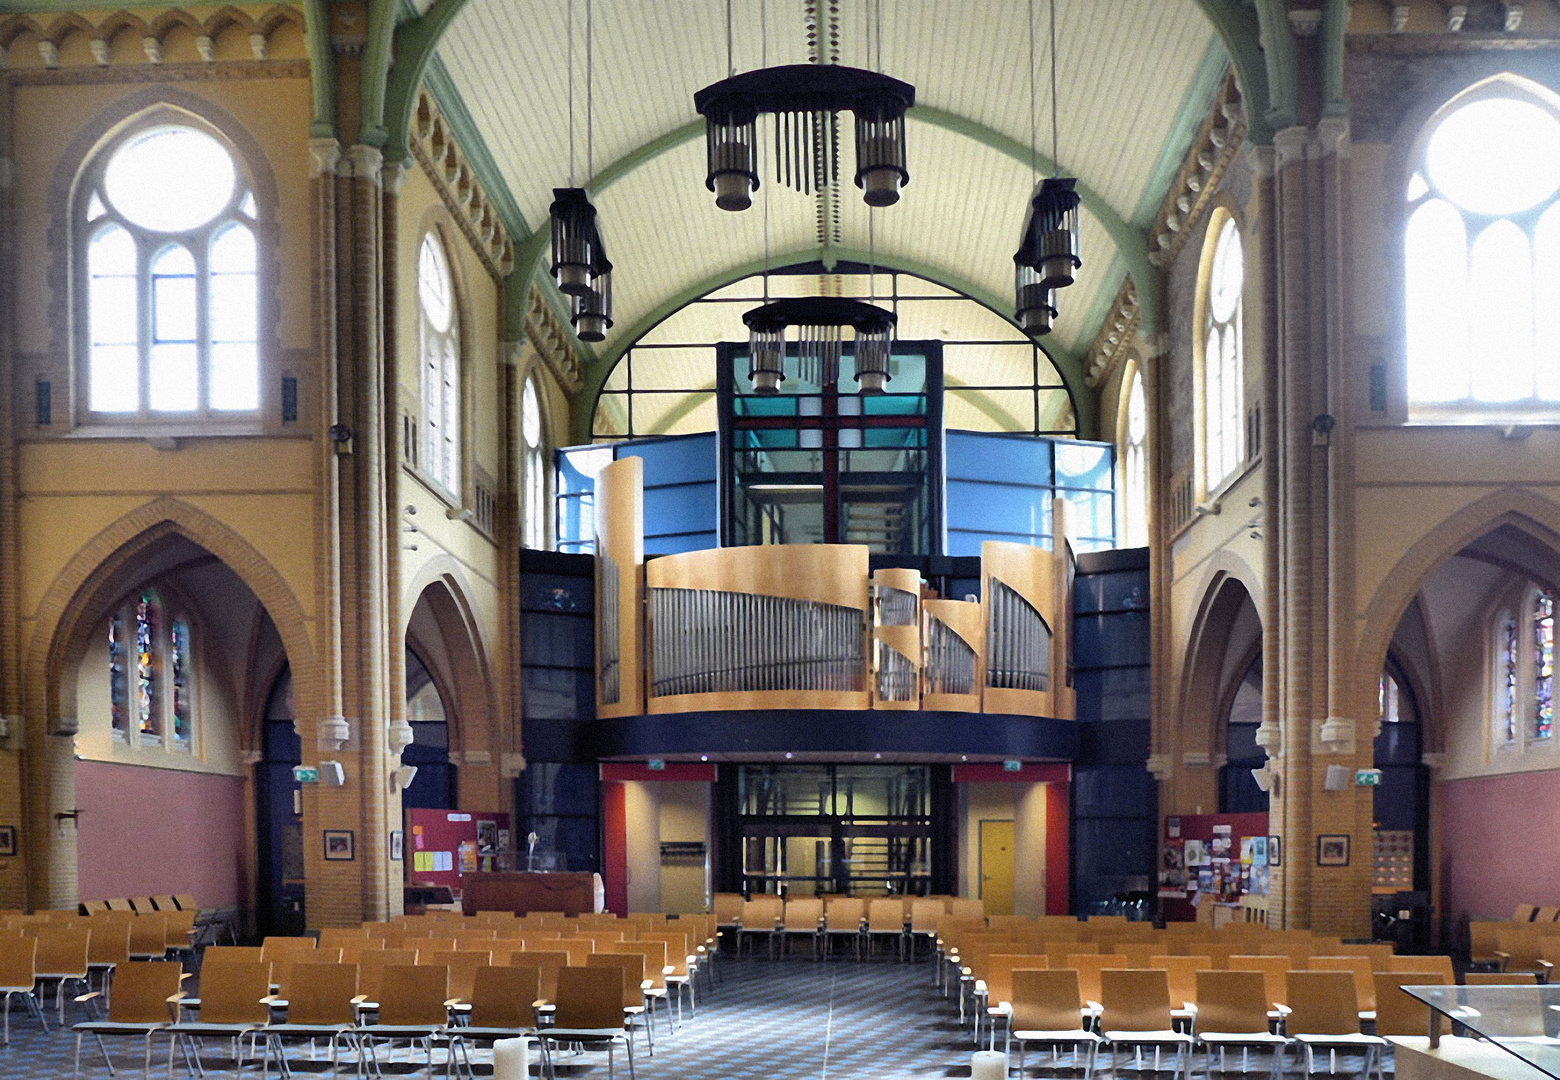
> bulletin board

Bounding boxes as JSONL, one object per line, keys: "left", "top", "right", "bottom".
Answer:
{"left": 406, "top": 809, "right": 511, "bottom": 895}
{"left": 1159, "top": 811, "right": 1269, "bottom": 923}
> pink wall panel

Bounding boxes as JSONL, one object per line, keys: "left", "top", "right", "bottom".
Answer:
{"left": 75, "top": 760, "right": 248, "bottom": 909}
{"left": 1440, "top": 769, "right": 1560, "bottom": 921}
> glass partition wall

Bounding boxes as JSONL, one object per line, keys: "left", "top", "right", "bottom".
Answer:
{"left": 735, "top": 764, "right": 936, "bottom": 897}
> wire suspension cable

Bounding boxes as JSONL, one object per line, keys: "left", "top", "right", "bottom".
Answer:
{"left": 1049, "top": 0, "right": 1060, "bottom": 175}
{"left": 1028, "top": 0, "right": 1037, "bottom": 184}
{"left": 567, "top": 0, "right": 575, "bottom": 186}
{"left": 727, "top": 0, "right": 735, "bottom": 77}
{"left": 587, "top": 0, "right": 594, "bottom": 183}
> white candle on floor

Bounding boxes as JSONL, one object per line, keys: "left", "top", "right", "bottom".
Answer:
{"left": 971, "top": 1049, "right": 1008, "bottom": 1080}
{"left": 493, "top": 1037, "right": 529, "bottom": 1080}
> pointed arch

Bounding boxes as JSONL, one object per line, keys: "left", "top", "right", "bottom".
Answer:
{"left": 1354, "top": 488, "right": 1560, "bottom": 727}
{"left": 1175, "top": 552, "right": 1265, "bottom": 762}
{"left": 202, "top": 6, "right": 257, "bottom": 37}
{"left": 25, "top": 497, "right": 315, "bottom": 732}
{"left": 400, "top": 556, "right": 498, "bottom": 758}
{"left": 41, "top": 13, "right": 93, "bottom": 48}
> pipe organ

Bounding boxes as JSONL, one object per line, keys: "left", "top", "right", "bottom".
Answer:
{"left": 593, "top": 462, "right": 1074, "bottom": 720}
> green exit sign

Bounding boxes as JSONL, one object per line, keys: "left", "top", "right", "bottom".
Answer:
{"left": 1355, "top": 769, "right": 1383, "bottom": 786}
{"left": 292, "top": 766, "right": 319, "bottom": 784}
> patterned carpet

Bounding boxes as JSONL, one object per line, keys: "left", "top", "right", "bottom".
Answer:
{"left": 0, "top": 952, "right": 1385, "bottom": 1078}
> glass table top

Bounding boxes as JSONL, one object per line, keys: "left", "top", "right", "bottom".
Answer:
{"left": 1404, "top": 984, "right": 1560, "bottom": 1080}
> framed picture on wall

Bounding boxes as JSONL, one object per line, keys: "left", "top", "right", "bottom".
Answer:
{"left": 1316, "top": 834, "right": 1350, "bottom": 867}
{"left": 1268, "top": 836, "right": 1281, "bottom": 867}
{"left": 324, "top": 830, "right": 355, "bottom": 862}
{"left": 0, "top": 826, "right": 14, "bottom": 856}
{"left": 390, "top": 830, "right": 404, "bottom": 862}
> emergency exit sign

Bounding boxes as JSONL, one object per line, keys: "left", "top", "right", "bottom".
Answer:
{"left": 1355, "top": 769, "right": 1382, "bottom": 786}
{"left": 292, "top": 766, "right": 319, "bottom": 784}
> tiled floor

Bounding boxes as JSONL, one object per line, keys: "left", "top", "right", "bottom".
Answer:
{"left": 0, "top": 953, "right": 975, "bottom": 1079}
{"left": 0, "top": 953, "right": 1384, "bottom": 1079}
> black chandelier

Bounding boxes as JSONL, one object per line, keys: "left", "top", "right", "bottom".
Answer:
{"left": 1013, "top": 177, "right": 1080, "bottom": 336}
{"left": 549, "top": 188, "right": 613, "bottom": 342}
{"left": 743, "top": 297, "right": 897, "bottom": 394}
{"left": 694, "top": 64, "right": 915, "bottom": 212}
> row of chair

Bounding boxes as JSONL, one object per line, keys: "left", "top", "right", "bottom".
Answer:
{"left": 71, "top": 956, "right": 645, "bottom": 1080}
{"left": 1468, "top": 919, "right": 1560, "bottom": 978}
{"left": 78, "top": 895, "right": 199, "bottom": 916}
{"left": 1511, "top": 902, "right": 1560, "bottom": 923}
{"left": 0, "top": 910, "right": 199, "bottom": 1042}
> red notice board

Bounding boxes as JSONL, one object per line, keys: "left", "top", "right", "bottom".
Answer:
{"left": 407, "top": 809, "right": 511, "bottom": 895}
{"left": 1160, "top": 811, "right": 1269, "bottom": 923}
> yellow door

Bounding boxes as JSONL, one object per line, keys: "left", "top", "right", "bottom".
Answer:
{"left": 980, "top": 819, "right": 1016, "bottom": 916}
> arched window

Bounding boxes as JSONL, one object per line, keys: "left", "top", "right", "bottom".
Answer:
{"left": 1406, "top": 85, "right": 1560, "bottom": 411}
{"left": 521, "top": 377, "right": 546, "bottom": 549}
{"left": 107, "top": 588, "right": 194, "bottom": 751}
{"left": 1535, "top": 588, "right": 1555, "bottom": 741}
{"left": 81, "top": 124, "right": 258, "bottom": 418}
{"left": 419, "top": 232, "right": 461, "bottom": 496}
{"left": 1120, "top": 366, "right": 1148, "bottom": 547}
{"left": 1201, "top": 215, "right": 1245, "bottom": 493}
{"left": 1495, "top": 608, "right": 1518, "bottom": 747}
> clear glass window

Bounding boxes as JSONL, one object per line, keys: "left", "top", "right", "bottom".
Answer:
{"left": 80, "top": 123, "right": 259, "bottom": 419}
{"left": 1202, "top": 216, "right": 1244, "bottom": 493}
{"left": 522, "top": 378, "right": 546, "bottom": 549}
{"left": 418, "top": 233, "right": 461, "bottom": 496}
{"left": 1406, "top": 90, "right": 1560, "bottom": 411}
{"left": 1120, "top": 367, "right": 1148, "bottom": 547}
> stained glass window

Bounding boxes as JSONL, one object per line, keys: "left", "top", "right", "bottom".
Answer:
{"left": 135, "top": 590, "right": 159, "bottom": 738}
{"left": 108, "top": 612, "right": 128, "bottom": 737}
{"left": 83, "top": 124, "right": 259, "bottom": 418}
{"left": 170, "top": 618, "right": 192, "bottom": 749}
{"left": 1503, "top": 612, "right": 1519, "bottom": 745}
{"left": 1535, "top": 589, "right": 1555, "bottom": 740}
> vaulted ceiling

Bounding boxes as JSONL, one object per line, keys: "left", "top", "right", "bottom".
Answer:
{"left": 424, "top": 0, "right": 1225, "bottom": 366}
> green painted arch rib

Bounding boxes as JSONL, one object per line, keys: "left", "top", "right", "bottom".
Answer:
{"left": 382, "top": 0, "right": 470, "bottom": 163}
{"left": 569, "top": 246, "right": 1095, "bottom": 445}
{"left": 359, "top": 0, "right": 400, "bottom": 148}
{"left": 1187, "top": 0, "right": 1295, "bottom": 143}
{"left": 514, "top": 104, "right": 1158, "bottom": 358}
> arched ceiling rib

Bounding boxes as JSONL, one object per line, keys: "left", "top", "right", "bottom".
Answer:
{"left": 429, "top": 0, "right": 1222, "bottom": 421}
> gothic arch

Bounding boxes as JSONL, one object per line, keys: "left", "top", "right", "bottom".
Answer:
{"left": 400, "top": 556, "right": 498, "bottom": 757}
{"left": 25, "top": 497, "right": 315, "bottom": 730}
{"left": 1354, "top": 487, "right": 1560, "bottom": 727}
{"left": 1176, "top": 551, "right": 1265, "bottom": 760}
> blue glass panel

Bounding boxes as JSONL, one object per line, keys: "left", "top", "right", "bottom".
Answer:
{"left": 1055, "top": 441, "right": 1113, "bottom": 490}
{"left": 644, "top": 484, "right": 718, "bottom": 538}
{"left": 619, "top": 433, "right": 717, "bottom": 485}
{"left": 946, "top": 431, "right": 1053, "bottom": 485}
{"left": 946, "top": 480, "right": 1051, "bottom": 539}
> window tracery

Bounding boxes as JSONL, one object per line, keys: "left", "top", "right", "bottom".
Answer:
{"left": 522, "top": 377, "right": 546, "bottom": 549}
{"left": 419, "top": 232, "right": 462, "bottom": 496}
{"left": 108, "top": 588, "right": 194, "bottom": 752}
{"left": 1201, "top": 215, "right": 1244, "bottom": 493}
{"left": 1120, "top": 366, "right": 1148, "bottom": 548}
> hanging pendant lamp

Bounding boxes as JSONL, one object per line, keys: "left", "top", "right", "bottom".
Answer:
{"left": 549, "top": 187, "right": 601, "bottom": 296}
{"left": 742, "top": 297, "right": 896, "bottom": 395}
{"left": 550, "top": 0, "right": 612, "bottom": 337}
{"left": 694, "top": 65, "right": 914, "bottom": 212}
{"left": 571, "top": 258, "right": 613, "bottom": 342}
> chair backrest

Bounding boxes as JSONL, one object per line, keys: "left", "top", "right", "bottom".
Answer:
{"left": 282, "top": 962, "right": 359, "bottom": 1026}
{"left": 162, "top": 909, "right": 197, "bottom": 946}
{"left": 129, "top": 898, "right": 157, "bottom": 914}
{"left": 1464, "top": 971, "right": 1539, "bottom": 985}
{"left": 553, "top": 965, "right": 626, "bottom": 1030}
{"left": 357, "top": 948, "right": 419, "bottom": 1000}
{"left": 0, "top": 936, "right": 36, "bottom": 989}
{"left": 785, "top": 899, "right": 823, "bottom": 930}
{"left": 195, "top": 961, "right": 270, "bottom": 1026}
{"left": 1336, "top": 942, "right": 1395, "bottom": 969}
{"left": 1536, "top": 906, "right": 1560, "bottom": 923}
{"left": 1495, "top": 925, "right": 1545, "bottom": 967}
{"left": 260, "top": 936, "right": 316, "bottom": 964}
{"left": 171, "top": 895, "right": 199, "bottom": 912}
{"left": 1009, "top": 968, "right": 1084, "bottom": 1032}
{"left": 318, "top": 927, "right": 370, "bottom": 949}
{"left": 1194, "top": 970, "right": 1271, "bottom": 1035}
{"left": 554, "top": 939, "right": 594, "bottom": 966}
{"left": 1151, "top": 955, "right": 1211, "bottom": 1008}
{"left": 338, "top": 938, "right": 387, "bottom": 962}
{"left": 128, "top": 914, "right": 167, "bottom": 957}
{"left": 615, "top": 940, "right": 667, "bottom": 988}
{"left": 276, "top": 947, "right": 343, "bottom": 999}
{"left": 1515, "top": 903, "right": 1539, "bottom": 922}
{"left": 512, "top": 951, "right": 569, "bottom": 1000}
{"left": 377, "top": 964, "right": 450, "bottom": 1026}
{"left": 1468, "top": 921, "right": 1504, "bottom": 962}
{"left": 1099, "top": 968, "right": 1174, "bottom": 1033}
{"left": 1309, "top": 955, "right": 1378, "bottom": 1011}
{"left": 1229, "top": 954, "right": 1290, "bottom": 1008}
{"left": 107, "top": 961, "right": 183, "bottom": 1024}
{"left": 1118, "top": 943, "right": 1160, "bottom": 969}
{"left": 910, "top": 900, "right": 944, "bottom": 932}
{"left": 442, "top": 950, "right": 494, "bottom": 1002}
{"left": 589, "top": 951, "right": 647, "bottom": 1009}
{"left": 825, "top": 897, "right": 865, "bottom": 927}
{"left": 948, "top": 898, "right": 986, "bottom": 921}
{"left": 1066, "top": 953, "right": 1129, "bottom": 1004}
{"left": 1388, "top": 955, "right": 1455, "bottom": 983}
{"left": 1373, "top": 972, "right": 1441, "bottom": 1037}
{"left": 867, "top": 899, "right": 904, "bottom": 931}
{"left": 85, "top": 919, "right": 130, "bottom": 966}
{"left": 203, "top": 945, "right": 266, "bottom": 968}
{"left": 579, "top": 930, "right": 627, "bottom": 950}
{"left": 985, "top": 953, "right": 1047, "bottom": 1007}
{"left": 1285, "top": 970, "right": 1361, "bottom": 1036}
{"left": 712, "top": 894, "right": 745, "bottom": 923}
{"left": 36, "top": 925, "right": 91, "bottom": 975}
{"left": 471, "top": 964, "right": 540, "bottom": 1028}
